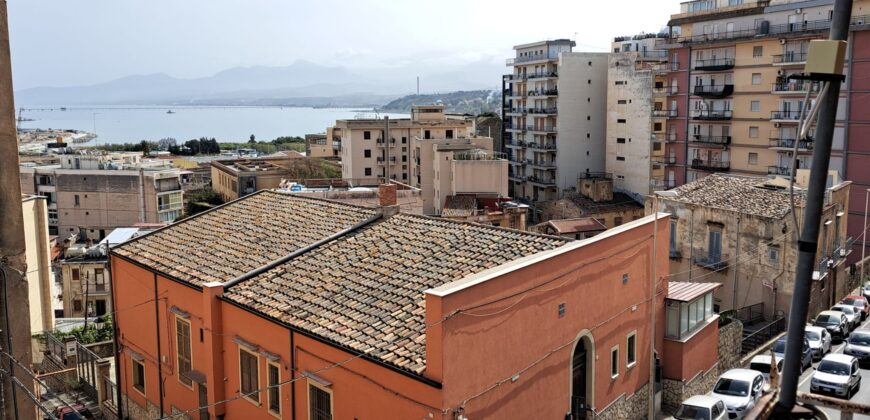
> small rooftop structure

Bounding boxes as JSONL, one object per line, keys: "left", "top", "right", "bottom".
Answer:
{"left": 667, "top": 281, "right": 723, "bottom": 302}
{"left": 534, "top": 218, "right": 607, "bottom": 237}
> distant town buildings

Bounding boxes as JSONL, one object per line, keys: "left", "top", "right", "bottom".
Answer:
{"left": 305, "top": 133, "right": 336, "bottom": 158}
{"left": 503, "top": 40, "right": 609, "bottom": 202}
{"left": 648, "top": 173, "right": 854, "bottom": 320}
{"left": 109, "top": 186, "right": 720, "bottom": 419}
{"left": 19, "top": 152, "right": 184, "bottom": 240}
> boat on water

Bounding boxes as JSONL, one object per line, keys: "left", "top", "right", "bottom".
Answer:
{"left": 166, "top": 109, "right": 175, "bottom": 114}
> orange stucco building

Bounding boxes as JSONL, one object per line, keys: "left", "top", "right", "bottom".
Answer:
{"left": 109, "top": 187, "right": 720, "bottom": 419}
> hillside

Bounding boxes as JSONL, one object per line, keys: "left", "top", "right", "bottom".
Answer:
{"left": 379, "top": 90, "right": 500, "bottom": 114}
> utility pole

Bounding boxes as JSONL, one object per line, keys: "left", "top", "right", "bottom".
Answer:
{"left": 0, "top": 1, "right": 35, "bottom": 419}
{"left": 777, "top": 0, "right": 851, "bottom": 412}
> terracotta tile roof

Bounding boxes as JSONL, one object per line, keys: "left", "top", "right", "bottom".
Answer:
{"left": 541, "top": 218, "right": 607, "bottom": 234}
{"left": 668, "top": 174, "right": 802, "bottom": 219}
{"left": 667, "top": 281, "right": 722, "bottom": 302}
{"left": 112, "top": 190, "right": 378, "bottom": 286}
{"left": 441, "top": 195, "right": 477, "bottom": 217}
{"left": 224, "top": 213, "right": 569, "bottom": 375}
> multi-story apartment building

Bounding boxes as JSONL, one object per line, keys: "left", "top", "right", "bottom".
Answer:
{"left": 607, "top": 34, "right": 672, "bottom": 200}
{"left": 19, "top": 153, "right": 184, "bottom": 240}
{"left": 329, "top": 105, "right": 505, "bottom": 215}
{"left": 305, "top": 133, "right": 338, "bottom": 158}
{"left": 502, "top": 40, "right": 609, "bottom": 203}
{"left": 657, "top": 0, "right": 870, "bottom": 262}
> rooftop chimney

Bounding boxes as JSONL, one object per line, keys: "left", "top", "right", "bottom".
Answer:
{"left": 378, "top": 183, "right": 399, "bottom": 217}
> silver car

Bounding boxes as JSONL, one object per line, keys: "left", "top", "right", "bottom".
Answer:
{"left": 711, "top": 369, "right": 766, "bottom": 419}
{"left": 845, "top": 329, "right": 870, "bottom": 366}
{"left": 810, "top": 354, "right": 862, "bottom": 398}
{"left": 805, "top": 325, "right": 832, "bottom": 360}
{"left": 831, "top": 304, "right": 860, "bottom": 332}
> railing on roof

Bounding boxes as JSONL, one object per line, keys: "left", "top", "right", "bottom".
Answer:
{"left": 507, "top": 53, "right": 560, "bottom": 65}
{"left": 453, "top": 151, "right": 505, "bottom": 161}
{"left": 577, "top": 172, "right": 613, "bottom": 180}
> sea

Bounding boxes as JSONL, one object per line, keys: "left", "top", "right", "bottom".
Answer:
{"left": 16, "top": 105, "right": 409, "bottom": 145}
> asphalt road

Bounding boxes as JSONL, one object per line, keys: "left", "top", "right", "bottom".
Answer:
{"left": 797, "top": 313, "right": 870, "bottom": 420}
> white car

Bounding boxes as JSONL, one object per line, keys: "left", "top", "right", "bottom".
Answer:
{"left": 863, "top": 283, "right": 870, "bottom": 300}
{"left": 711, "top": 369, "right": 766, "bottom": 419}
{"left": 670, "top": 395, "right": 727, "bottom": 420}
{"left": 810, "top": 354, "right": 862, "bottom": 398}
{"left": 805, "top": 325, "right": 832, "bottom": 360}
{"left": 831, "top": 304, "right": 860, "bottom": 331}
{"left": 748, "top": 355, "right": 783, "bottom": 383}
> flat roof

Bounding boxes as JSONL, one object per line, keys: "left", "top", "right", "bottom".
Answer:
{"left": 667, "top": 281, "right": 722, "bottom": 302}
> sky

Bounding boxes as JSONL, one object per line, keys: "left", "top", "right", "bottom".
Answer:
{"left": 8, "top": 0, "right": 675, "bottom": 90}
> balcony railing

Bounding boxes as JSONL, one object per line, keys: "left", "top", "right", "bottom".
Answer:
{"left": 772, "top": 52, "right": 808, "bottom": 65}
{"left": 693, "top": 84, "right": 734, "bottom": 98}
{"left": 508, "top": 158, "right": 526, "bottom": 166}
{"left": 653, "top": 86, "right": 679, "bottom": 95}
{"left": 505, "top": 72, "right": 559, "bottom": 81}
{"left": 505, "top": 107, "right": 527, "bottom": 115}
{"left": 528, "top": 176, "right": 557, "bottom": 186}
{"left": 507, "top": 53, "right": 560, "bottom": 65}
{"left": 651, "top": 179, "right": 677, "bottom": 190}
{"left": 527, "top": 127, "right": 557, "bottom": 134}
{"left": 578, "top": 172, "right": 613, "bottom": 180}
{"left": 526, "top": 142, "right": 557, "bottom": 150}
{"left": 772, "top": 81, "right": 818, "bottom": 94}
{"left": 693, "top": 58, "right": 735, "bottom": 71}
{"left": 690, "top": 135, "right": 731, "bottom": 146}
{"left": 657, "top": 17, "right": 836, "bottom": 46}
{"left": 653, "top": 109, "right": 678, "bottom": 118}
{"left": 528, "top": 160, "right": 557, "bottom": 168}
{"left": 769, "top": 138, "right": 813, "bottom": 151}
{"left": 770, "top": 110, "right": 802, "bottom": 121}
{"left": 376, "top": 157, "right": 397, "bottom": 164}
{"left": 652, "top": 156, "right": 678, "bottom": 165}
{"left": 693, "top": 249, "right": 729, "bottom": 271}
{"left": 505, "top": 140, "right": 526, "bottom": 148}
{"left": 528, "top": 88, "right": 559, "bottom": 97}
{"left": 767, "top": 166, "right": 792, "bottom": 176}
{"left": 527, "top": 107, "right": 558, "bottom": 115}
{"left": 692, "top": 110, "right": 732, "bottom": 120}
{"left": 691, "top": 159, "right": 730, "bottom": 172}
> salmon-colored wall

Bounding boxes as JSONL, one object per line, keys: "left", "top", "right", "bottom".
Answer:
{"left": 661, "top": 320, "right": 719, "bottom": 381}
{"left": 429, "top": 217, "right": 670, "bottom": 419}
{"left": 218, "top": 301, "right": 444, "bottom": 419}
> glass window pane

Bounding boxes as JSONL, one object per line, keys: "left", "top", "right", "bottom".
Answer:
{"left": 667, "top": 305, "right": 679, "bottom": 338}
{"left": 681, "top": 303, "right": 689, "bottom": 334}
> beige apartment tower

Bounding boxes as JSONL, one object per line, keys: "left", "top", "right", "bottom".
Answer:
{"left": 503, "top": 40, "right": 608, "bottom": 203}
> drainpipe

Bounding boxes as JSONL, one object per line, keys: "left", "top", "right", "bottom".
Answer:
{"left": 290, "top": 330, "right": 296, "bottom": 420}
{"left": 106, "top": 250, "right": 124, "bottom": 419}
{"left": 733, "top": 216, "right": 741, "bottom": 310}
{"left": 153, "top": 273, "right": 165, "bottom": 415}
{"left": 684, "top": 46, "right": 692, "bottom": 183}
{"left": 689, "top": 206, "right": 694, "bottom": 281}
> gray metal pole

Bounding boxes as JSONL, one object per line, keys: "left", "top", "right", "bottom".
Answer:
{"left": 0, "top": 1, "right": 34, "bottom": 418}
{"left": 777, "top": 0, "right": 852, "bottom": 410}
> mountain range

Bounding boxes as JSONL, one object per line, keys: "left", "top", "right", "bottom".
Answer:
{"left": 15, "top": 60, "right": 503, "bottom": 107}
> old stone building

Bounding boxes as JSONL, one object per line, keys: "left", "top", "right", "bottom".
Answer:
{"left": 648, "top": 173, "right": 853, "bottom": 320}
{"left": 538, "top": 173, "right": 645, "bottom": 228}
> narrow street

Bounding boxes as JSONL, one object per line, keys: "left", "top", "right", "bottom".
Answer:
{"left": 797, "top": 313, "right": 870, "bottom": 419}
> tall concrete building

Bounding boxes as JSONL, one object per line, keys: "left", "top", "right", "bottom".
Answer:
{"left": 606, "top": 34, "right": 672, "bottom": 201}
{"left": 19, "top": 152, "right": 184, "bottom": 241}
{"left": 503, "top": 40, "right": 609, "bottom": 202}
{"left": 656, "top": 0, "right": 870, "bottom": 261}
{"left": 329, "top": 105, "right": 506, "bottom": 215}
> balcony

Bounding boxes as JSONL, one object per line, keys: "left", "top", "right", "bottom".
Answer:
{"left": 690, "top": 135, "right": 731, "bottom": 146}
{"left": 506, "top": 72, "right": 559, "bottom": 81}
{"left": 508, "top": 158, "right": 526, "bottom": 166}
{"left": 505, "top": 107, "right": 527, "bottom": 116}
{"left": 375, "top": 138, "right": 397, "bottom": 147}
{"left": 505, "top": 140, "right": 527, "bottom": 148}
{"left": 527, "top": 126, "right": 557, "bottom": 135}
{"left": 528, "top": 88, "right": 559, "bottom": 97}
{"left": 693, "top": 58, "right": 735, "bottom": 71}
{"left": 578, "top": 172, "right": 613, "bottom": 181}
{"left": 526, "top": 142, "right": 557, "bottom": 151}
{"left": 770, "top": 110, "right": 802, "bottom": 122}
{"left": 653, "top": 109, "right": 678, "bottom": 118}
{"left": 769, "top": 138, "right": 813, "bottom": 151}
{"left": 772, "top": 81, "right": 818, "bottom": 94}
{"left": 376, "top": 157, "right": 397, "bottom": 165}
{"left": 693, "top": 84, "right": 734, "bottom": 98}
{"left": 528, "top": 160, "right": 557, "bottom": 169}
{"left": 693, "top": 249, "right": 729, "bottom": 271}
{"left": 692, "top": 110, "right": 732, "bottom": 121}
{"left": 691, "top": 159, "right": 729, "bottom": 172}
{"left": 332, "top": 138, "right": 341, "bottom": 150}
{"left": 507, "top": 53, "right": 560, "bottom": 65}
{"left": 527, "top": 107, "right": 558, "bottom": 115}
{"left": 509, "top": 173, "right": 526, "bottom": 182}
{"left": 652, "top": 156, "right": 678, "bottom": 165}
{"left": 767, "top": 166, "right": 793, "bottom": 176}
{"left": 651, "top": 179, "right": 677, "bottom": 190}
{"left": 659, "top": 18, "right": 832, "bottom": 45}
{"left": 528, "top": 176, "right": 557, "bottom": 187}
{"left": 772, "top": 52, "right": 808, "bottom": 66}
{"left": 653, "top": 86, "right": 678, "bottom": 96}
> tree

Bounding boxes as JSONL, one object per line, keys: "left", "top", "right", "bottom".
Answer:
{"left": 249, "top": 134, "right": 256, "bottom": 144}
{"left": 158, "top": 137, "right": 177, "bottom": 151}
{"left": 140, "top": 140, "right": 151, "bottom": 156}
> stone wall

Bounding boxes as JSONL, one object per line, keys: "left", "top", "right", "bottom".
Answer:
{"left": 595, "top": 383, "right": 650, "bottom": 420}
{"left": 121, "top": 395, "right": 161, "bottom": 420}
{"left": 662, "top": 320, "right": 744, "bottom": 413}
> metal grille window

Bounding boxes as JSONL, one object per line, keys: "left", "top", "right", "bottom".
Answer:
{"left": 176, "top": 318, "right": 192, "bottom": 386}
{"left": 268, "top": 363, "right": 280, "bottom": 415}
{"left": 240, "top": 348, "right": 260, "bottom": 403}
{"left": 309, "top": 384, "right": 332, "bottom": 420}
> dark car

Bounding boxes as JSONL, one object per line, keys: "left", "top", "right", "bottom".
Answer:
{"left": 845, "top": 329, "right": 870, "bottom": 366}
{"left": 773, "top": 336, "right": 813, "bottom": 371}
{"left": 813, "top": 311, "right": 849, "bottom": 342}
{"left": 44, "top": 404, "right": 93, "bottom": 420}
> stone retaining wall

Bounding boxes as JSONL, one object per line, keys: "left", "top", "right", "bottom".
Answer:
{"left": 595, "top": 383, "right": 650, "bottom": 420}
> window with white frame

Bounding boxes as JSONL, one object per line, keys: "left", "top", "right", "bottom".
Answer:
{"left": 665, "top": 292, "right": 715, "bottom": 340}
{"left": 626, "top": 332, "right": 637, "bottom": 368}
{"left": 176, "top": 317, "right": 193, "bottom": 387}
{"left": 268, "top": 362, "right": 280, "bottom": 415}
{"left": 132, "top": 358, "right": 146, "bottom": 394}
{"left": 309, "top": 383, "right": 333, "bottom": 420}
{"left": 610, "top": 346, "right": 619, "bottom": 378}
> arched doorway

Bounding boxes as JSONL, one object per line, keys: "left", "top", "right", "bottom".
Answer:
{"left": 569, "top": 332, "right": 594, "bottom": 419}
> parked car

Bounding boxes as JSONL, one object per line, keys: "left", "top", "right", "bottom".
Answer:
{"left": 748, "top": 355, "right": 783, "bottom": 382}
{"left": 711, "top": 369, "right": 766, "bottom": 419}
{"left": 805, "top": 325, "right": 832, "bottom": 360}
{"left": 44, "top": 403, "right": 93, "bottom": 420}
{"left": 810, "top": 354, "right": 862, "bottom": 398}
{"left": 862, "top": 283, "right": 870, "bottom": 300}
{"left": 841, "top": 295, "right": 869, "bottom": 321}
{"left": 669, "top": 395, "right": 727, "bottom": 420}
{"left": 844, "top": 329, "right": 870, "bottom": 366}
{"left": 831, "top": 304, "right": 860, "bottom": 331}
{"left": 772, "top": 336, "right": 812, "bottom": 371}
{"left": 814, "top": 311, "right": 850, "bottom": 341}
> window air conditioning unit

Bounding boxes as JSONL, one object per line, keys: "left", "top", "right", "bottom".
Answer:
{"left": 774, "top": 122, "right": 782, "bottom": 128}
{"left": 858, "top": 18, "right": 866, "bottom": 25}
{"left": 777, "top": 70, "right": 785, "bottom": 76}
{"left": 795, "top": 8, "right": 802, "bottom": 14}
{"left": 780, "top": 39, "right": 787, "bottom": 45}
